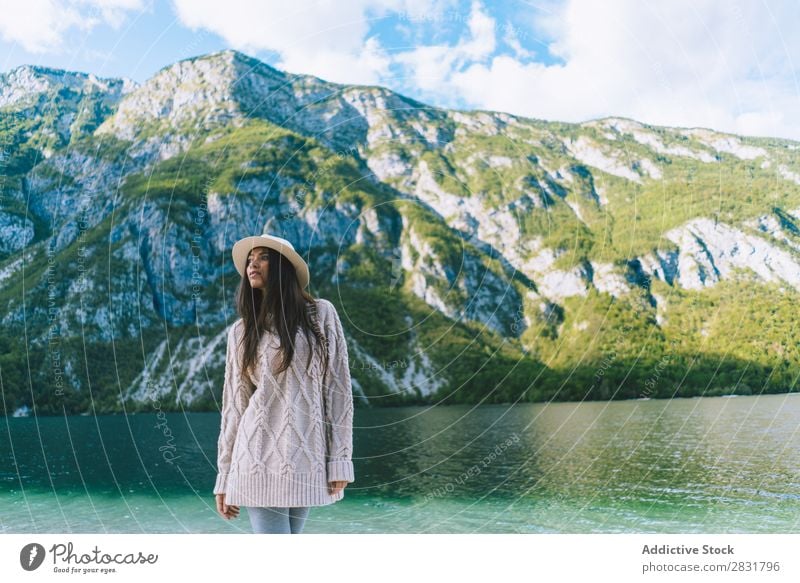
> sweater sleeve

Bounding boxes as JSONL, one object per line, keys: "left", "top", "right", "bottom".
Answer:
{"left": 322, "top": 302, "right": 355, "bottom": 483}
{"left": 213, "top": 321, "right": 254, "bottom": 496}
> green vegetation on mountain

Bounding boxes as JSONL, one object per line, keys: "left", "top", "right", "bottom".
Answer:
{"left": 2, "top": 51, "right": 800, "bottom": 416}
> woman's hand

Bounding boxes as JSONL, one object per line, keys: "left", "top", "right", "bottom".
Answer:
{"left": 328, "top": 480, "right": 348, "bottom": 495}
{"left": 215, "top": 493, "right": 240, "bottom": 520}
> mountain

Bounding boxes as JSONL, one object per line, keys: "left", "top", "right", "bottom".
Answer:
{"left": 2, "top": 49, "right": 800, "bottom": 416}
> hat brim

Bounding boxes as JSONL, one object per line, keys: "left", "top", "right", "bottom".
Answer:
{"left": 232, "top": 236, "right": 310, "bottom": 289}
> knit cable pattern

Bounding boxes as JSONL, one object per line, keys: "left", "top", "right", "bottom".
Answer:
{"left": 213, "top": 299, "right": 354, "bottom": 507}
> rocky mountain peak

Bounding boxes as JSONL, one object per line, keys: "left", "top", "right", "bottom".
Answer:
{"left": 4, "top": 50, "right": 800, "bottom": 412}
{"left": 0, "top": 64, "right": 133, "bottom": 109}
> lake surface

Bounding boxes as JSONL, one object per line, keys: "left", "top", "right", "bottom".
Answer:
{"left": 2, "top": 394, "right": 800, "bottom": 533}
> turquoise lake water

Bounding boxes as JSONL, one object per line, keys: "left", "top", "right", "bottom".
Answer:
{"left": 2, "top": 394, "right": 799, "bottom": 533}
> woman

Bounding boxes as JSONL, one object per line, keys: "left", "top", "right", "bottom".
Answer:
{"left": 213, "top": 231, "right": 355, "bottom": 534}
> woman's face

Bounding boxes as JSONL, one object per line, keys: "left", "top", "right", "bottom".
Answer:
{"left": 246, "top": 246, "right": 269, "bottom": 289}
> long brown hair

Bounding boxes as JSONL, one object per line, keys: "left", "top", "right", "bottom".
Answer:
{"left": 235, "top": 246, "right": 329, "bottom": 381}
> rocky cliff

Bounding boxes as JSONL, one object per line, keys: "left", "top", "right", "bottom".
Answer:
{"left": 2, "top": 49, "right": 800, "bottom": 415}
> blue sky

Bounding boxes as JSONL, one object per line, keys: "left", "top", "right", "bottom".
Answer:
{"left": 1, "top": 0, "right": 799, "bottom": 140}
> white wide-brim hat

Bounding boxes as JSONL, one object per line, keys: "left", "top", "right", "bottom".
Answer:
{"left": 232, "top": 232, "right": 310, "bottom": 289}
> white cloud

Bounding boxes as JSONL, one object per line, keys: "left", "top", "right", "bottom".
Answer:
{"left": 394, "top": 0, "right": 495, "bottom": 99}
{"left": 0, "top": 0, "right": 144, "bottom": 53}
{"left": 171, "top": 0, "right": 454, "bottom": 86}
{"left": 10, "top": 0, "right": 790, "bottom": 141}
{"left": 503, "top": 22, "right": 534, "bottom": 61}
{"left": 170, "top": 0, "right": 800, "bottom": 139}
{"left": 428, "top": 0, "right": 800, "bottom": 140}
{"left": 460, "top": 0, "right": 495, "bottom": 60}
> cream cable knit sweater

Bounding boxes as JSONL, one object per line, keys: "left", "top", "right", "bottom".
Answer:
{"left": 213, "top": 298, "right": 355, "bottom": 507}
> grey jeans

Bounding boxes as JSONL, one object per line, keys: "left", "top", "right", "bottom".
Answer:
{"left": 245, "top": 506, "right": 310, "bottom": 534}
